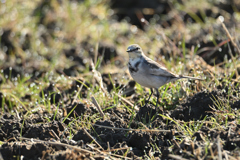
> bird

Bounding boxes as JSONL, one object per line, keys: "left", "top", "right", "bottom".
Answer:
{"left": 126, "top": 44, "right": 202, "bottom": 107}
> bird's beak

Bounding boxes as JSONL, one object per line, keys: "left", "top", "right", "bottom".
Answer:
{"left": 126, "top": 49, "right": 131, "bottom": 52}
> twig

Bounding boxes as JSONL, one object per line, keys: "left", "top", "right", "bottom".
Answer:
{"left": 197, "top": 39, "right": 230, "bottom": 59}
{"left": 135, "top": 10, "right": 149, "bottom": 28}
{"left": 72, "top": 80, "right": 85, "bottom": 105}
{"left": 82, "top": 128, "right": 104, "bottom": 150}
{"left": 88, "top": 122, "right": 179, "bottom": 133}
{"left": 173, "top": 139, "right": 181, "bottom": 151}
{"left": 50, "top": 129, "right": 60, "bottom": 141}
{"left": 107, "top": 142, "right": 110, "bottom": 152}
{"left": 86, "top": 144, "right": 133, "bottom": 159}
{"left": 227, "top": 42, "right": 239, "bottom": 78}
{"left": 90, "top": 59, "right": 109, "bottom": 96}
{"left": 191, "top": 142, "right": 195, "bottom": 155}
{"left": 103, "top": 147, "right": 130, "bottom": 153}
{"left": 223, "top": 151, "right": 229, "bottom": 160}
{"left": 168, "top": 154, "right": 188, "bottom": 160}
{"left": 105, "top": 153, "right": 133, "bottom": 159}
{"left": 217, "top": 135, "right": 222, "bottom": 160}
{"left": 86, "top": 144, "right": 102, "bottom": 153}
{"left": 227, "top": 126, "right": 231, "bottom": 139}
{"left": 209, "top": 144, "right": 214, "bottom": 159}
{"left": 113, "top": 92, "right": 135, "bottom": 109}
{"left": 94, "top": 42, "right": 99, "bottom": 66}
{"left": 91, "top": 96, "right": 105, "bottom": 120}
{"left": 218, "top": 16, "right": 240, "bottom": 54}
{"left": 14, "top": 109, "right": 20, "bottom": 120}
{"left": 19, "top": 137, "right": 94, "bottom": 154}
{"left": 20, "top": 137, "right": 133, "bottom": 159}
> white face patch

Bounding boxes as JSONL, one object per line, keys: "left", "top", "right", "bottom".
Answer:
{"left": 127, "top": 44, "right": 144, "bottom": 60}
{"left": 128, "top": 52, "right": 140, "bottom": 59}
{"left": 129, "top": 56, "right": 141, "bottom": 63}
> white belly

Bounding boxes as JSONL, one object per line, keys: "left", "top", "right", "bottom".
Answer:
{"left": 128, "top": 58, "right": 170, "bottom": 89}
{"left": 130, "top": 70, "right": 168, "bottom": 89}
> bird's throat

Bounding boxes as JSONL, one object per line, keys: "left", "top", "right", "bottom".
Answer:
{"left": 129, "top": 57, "right": 141, "bottom": 66}
{"left": 128, "top": 52, "right": 142, "bottom": 60}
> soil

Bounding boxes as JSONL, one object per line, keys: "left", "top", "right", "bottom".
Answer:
{"left": 1, "top": 78, "right": 240, "bottom": 159}
{"left": 1, "top": 0, "right": 240, "bottom": 159}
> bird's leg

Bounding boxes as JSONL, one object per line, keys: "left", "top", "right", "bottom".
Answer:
{"left": 144, "top": 88, "right": 153, "bottom": 107}
{"left": 155, "top": 88, "right": 160, "bottom": 108}
{"left": 146, "top": 88, "right": 153, "bottom": 102}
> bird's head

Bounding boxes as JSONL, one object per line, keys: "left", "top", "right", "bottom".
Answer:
{"left": 126, "top": 44, "right": 144, "bottom": 59}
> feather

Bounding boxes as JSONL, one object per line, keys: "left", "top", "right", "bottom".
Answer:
{"left": 143, "top": 56, "right": 178, "bottom": 78}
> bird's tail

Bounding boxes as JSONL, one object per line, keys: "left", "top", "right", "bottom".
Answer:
{"left": 178, "top": 75, "right": 203, "bottom": 80}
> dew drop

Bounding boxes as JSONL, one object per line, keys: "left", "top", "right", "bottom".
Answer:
{"left": 218, "top": 16, "right": 224, "bottom": 22}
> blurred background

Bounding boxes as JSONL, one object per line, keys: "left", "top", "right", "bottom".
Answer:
{"left": 1, "top": 0, "right": 240, "bottom": 78}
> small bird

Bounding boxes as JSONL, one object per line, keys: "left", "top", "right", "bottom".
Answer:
{"left": 127, "top": 44, "right": 202, "bottom": 107}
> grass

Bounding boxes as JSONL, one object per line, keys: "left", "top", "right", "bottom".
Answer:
{"left": 0, "top": 0, "right": 240, "bottom": 159}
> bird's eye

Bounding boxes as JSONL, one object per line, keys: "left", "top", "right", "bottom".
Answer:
{"left": 133, "top": 47, "right": 139, "bottom": 51}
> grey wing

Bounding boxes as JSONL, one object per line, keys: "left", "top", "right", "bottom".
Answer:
{"left": 143, "top": 56, "right": 178, "bottom": 78}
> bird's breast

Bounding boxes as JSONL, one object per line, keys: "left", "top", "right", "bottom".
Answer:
{"left": 128, "top": 59, "right": 141, "bottom": 74}
{"left": 128, "top": 62, "right": 138, "bottom": 73}
{"left": 128, "top": 61, "right": 170, "bottom": 88}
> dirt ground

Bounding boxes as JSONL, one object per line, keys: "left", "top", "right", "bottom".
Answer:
{"left": 1, "top": 82, "right": 240, "bottom": 159}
